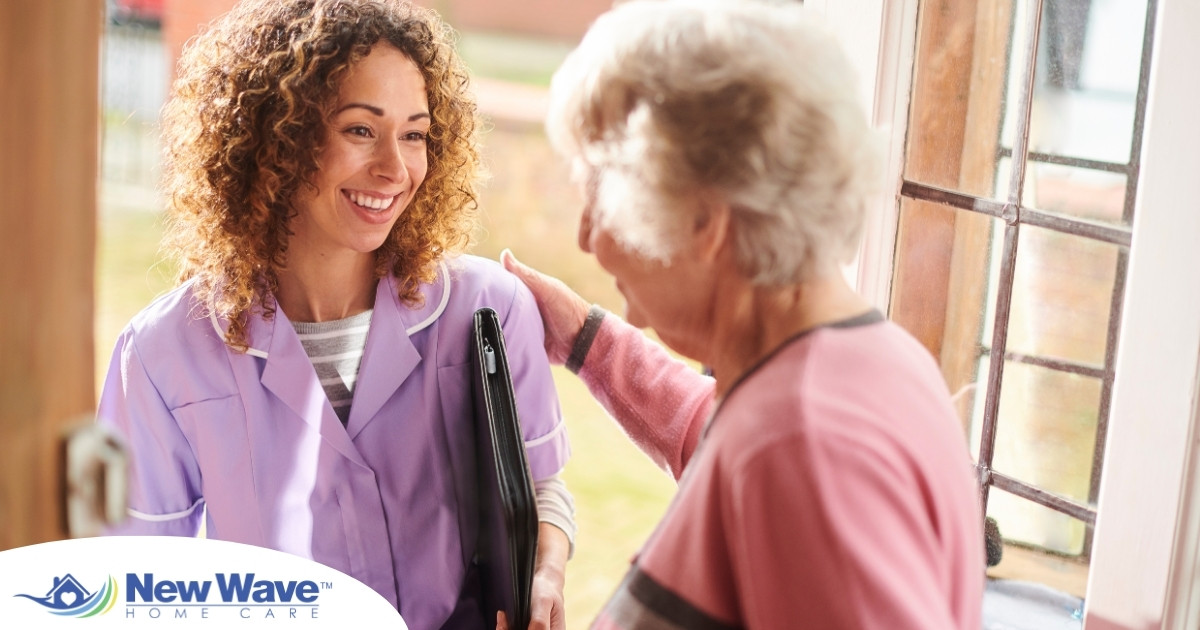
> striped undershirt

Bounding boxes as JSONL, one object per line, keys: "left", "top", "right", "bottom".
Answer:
{"left": 292, "top": 309, "right": 373, "bottom": 426}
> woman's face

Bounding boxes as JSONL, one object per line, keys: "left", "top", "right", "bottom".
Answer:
{"left": 578, "top": 171, "right": 716, "bottom": 356}
{"left": 289, "top": 44, "right": 430, "bottom": 262}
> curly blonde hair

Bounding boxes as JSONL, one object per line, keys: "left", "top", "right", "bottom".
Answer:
{"left": 161, "top": 0, "right": 480, "bottom": 351}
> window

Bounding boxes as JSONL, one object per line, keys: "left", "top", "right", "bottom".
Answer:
{"left": 890, "top": 0, "right": 1155, "bottom": 594}
{"left": 821, "top": 0, "right": 1200, "bottom": 624}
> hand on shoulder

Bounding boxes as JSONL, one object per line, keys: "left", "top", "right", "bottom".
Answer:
{"left": 500, "top": 249, "right": 590, "bottom": 366}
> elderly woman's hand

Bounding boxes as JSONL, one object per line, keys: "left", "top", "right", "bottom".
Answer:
{"left": 502, "top": 249, "right": 590, "bottom": 366}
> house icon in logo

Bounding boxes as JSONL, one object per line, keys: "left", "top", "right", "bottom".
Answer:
{"left": 14, "top": 573, "right": 118, "bottom": 617}
{"left": 45, "top": 574, "right": 90, "bottom": 608}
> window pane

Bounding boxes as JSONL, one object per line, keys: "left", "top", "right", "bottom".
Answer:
{"left": 903, "top": 0, "right": 1016, "bottom": 199}
{"left": 986, "top": 490, "right": 1089, "bottom": 591}
{"left": 1008, "top": 224, "right": 1121, "bottom": 366}
{"left": 1027, "top": 0, "right": 1149, "bottom": 166}
{"left": 890, "top": 197, "right": 999, "bottom": 434}
{"left": 987, "top": 360, "right": 1101, "bottom": 555}
{"left": 1024, "top": 160, "right": 1129, "bottom": 226}
{"left": 988, "top": 488, "right": 1090, "bottom": 557}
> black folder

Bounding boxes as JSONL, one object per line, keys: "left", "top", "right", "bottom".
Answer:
{"left": 471, "top": 307, "right": 539, "bottom": 630}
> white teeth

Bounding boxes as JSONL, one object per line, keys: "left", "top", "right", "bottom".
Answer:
{"left": 348, "top": 191, "right": 395, "bottom": 210}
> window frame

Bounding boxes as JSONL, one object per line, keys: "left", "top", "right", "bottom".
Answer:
{"left": 816, "top": 0, "right": 1200, "bottom": 626}
{"left": 1082, "top": 0, "right": 1200, "bottom": 625}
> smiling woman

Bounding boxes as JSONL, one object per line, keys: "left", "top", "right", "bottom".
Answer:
{"left": 94, "top": 2, "right": 575, "bottom": 629}
{"left": 281, "top": 45, "right": 432, "bottom": 322}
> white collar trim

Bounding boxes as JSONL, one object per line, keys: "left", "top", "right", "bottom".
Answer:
{"left": 209, "top": 261, "right": 451, "bottom": 359}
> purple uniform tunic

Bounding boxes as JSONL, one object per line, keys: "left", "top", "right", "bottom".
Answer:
{"left": 97, "top": 255, "right": 570, "bottom": 629}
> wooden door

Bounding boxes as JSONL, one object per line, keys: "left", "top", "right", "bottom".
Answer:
{"left": 0, "top": 0, "right": 103, "bottom": 549}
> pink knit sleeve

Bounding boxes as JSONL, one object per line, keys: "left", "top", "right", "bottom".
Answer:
{"left": 575, "top": 314, "right": 715, "bottom": 480}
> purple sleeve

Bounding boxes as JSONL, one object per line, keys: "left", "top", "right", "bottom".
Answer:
{"left": 96, "top": 329, "right": 205, "bottom": 536}
{"left": 499, "top": 279, "right": 571, "bottom": 481}
{"left": 576, "top": 314, "right": 715, "bottom": 480}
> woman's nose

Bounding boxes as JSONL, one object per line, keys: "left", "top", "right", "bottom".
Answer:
{"left": 371, "top": 140, "right": 406, "bottom": 182}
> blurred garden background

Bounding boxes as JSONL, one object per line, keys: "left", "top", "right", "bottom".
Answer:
{"left": 99, "top": 1, "right": 676, "bottom": 627}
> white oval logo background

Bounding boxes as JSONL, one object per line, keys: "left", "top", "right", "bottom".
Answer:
{"left": 0, "top": 537, "right": 406, "bottom": 628}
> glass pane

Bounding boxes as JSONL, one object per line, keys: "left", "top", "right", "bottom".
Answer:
{"left": 1027, "top": 0, "right": 1150, "bottom": 166}
{"left": 903, "top": 0, "right": 1017, "bottom": 199}
{"left": 995, "top": 0, "right": 1036, "bottom": 173}
{"left": 986, "top": 490, "right": 1090, "bottom": 592}
{"left": 1024, "top": 160, "right": 1129, "bottom": 226}
{"left": 890, "top": 197, "right": 999, "bottom": 436}
{"left": 1007, "top": 225, "right": 1120, "bottom": 366}
{"left": 989, "top": 361, "right": 1101, "bottom": 554}
{"left": 966, "top": 356, "right": 990, "bottom": 463}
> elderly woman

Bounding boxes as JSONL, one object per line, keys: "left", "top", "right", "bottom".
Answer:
{"left": 96, "top": 1, "right": 573, "bottom": 628}
{"left": 502, "top": 0, "right": 983, "bottom": 628}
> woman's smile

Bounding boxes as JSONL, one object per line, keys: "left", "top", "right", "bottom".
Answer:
{"left": 343, "top": 188, "right": 401, "bottom": 226}
{"left": 345, "top": 189, "right": 397, "bottom": 211}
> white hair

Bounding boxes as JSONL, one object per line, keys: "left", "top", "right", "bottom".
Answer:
{"left": 546, "top": 0, "right": 883, "bottom": 284}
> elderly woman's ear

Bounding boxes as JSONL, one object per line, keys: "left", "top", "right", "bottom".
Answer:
{"left": 690, "top": 197, "right": 732, "bottom": 266}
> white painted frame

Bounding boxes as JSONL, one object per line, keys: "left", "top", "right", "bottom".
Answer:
{"left": 820, "top": 0, "right": 1200, "bottom": 627}
{"left": 807, "top": 0, "right": 917, "bottom": 311}
{"left": 1083, "top": 0, "right": 1200, "bottom": 627}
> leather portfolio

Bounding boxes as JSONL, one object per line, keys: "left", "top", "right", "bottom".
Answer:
{"left": 471, "top": 307, "right": 539, "bottom": 630}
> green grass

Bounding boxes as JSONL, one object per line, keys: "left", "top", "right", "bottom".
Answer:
{"left": 94, "top": 185, "right": 174, "bottom": 391}
{"left": 553, "top": 371, "right": 675, "bottom": 625}
{"left": 96, "top": 123, "right": 674, "bottom": 629}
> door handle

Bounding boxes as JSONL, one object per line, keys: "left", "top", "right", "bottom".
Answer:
{"left": 62, "top": 422, "right": 128, "bottom": 538}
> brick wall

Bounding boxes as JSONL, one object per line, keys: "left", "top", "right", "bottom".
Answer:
{"left": 161, "top": 0, "right": 238, "bottom": 79}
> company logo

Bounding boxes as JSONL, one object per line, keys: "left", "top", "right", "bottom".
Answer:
{"left": 0, "top": 537, "right": 406, "bottom": 626}
{"left": 126, "top": 572, "right": 321, "bottom": 604}
{"left": 122, "top": 573, "right": 324, "bottom": 620}
{"left": 13, "top": 573, "right": 119, "bottom": 617}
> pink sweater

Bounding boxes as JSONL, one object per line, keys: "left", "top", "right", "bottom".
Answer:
{"left": 577, "top": 312, "right": 983, "bottom": 629}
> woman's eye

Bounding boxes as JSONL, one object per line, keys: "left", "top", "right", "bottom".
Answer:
{"left": 345, "top": 125, "right": 372, "bottom": 138}
{"left": 403, "top": 130, "right": 428, "bottom": 143}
